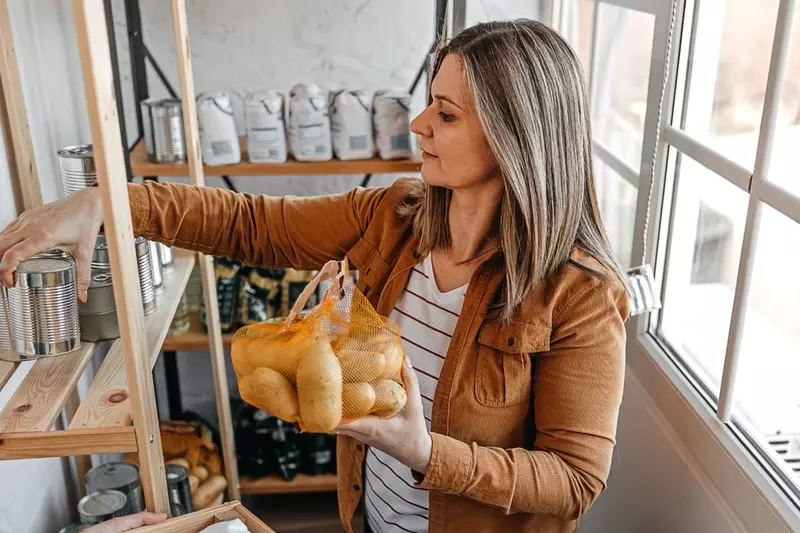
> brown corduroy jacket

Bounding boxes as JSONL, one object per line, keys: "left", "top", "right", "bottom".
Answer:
{"left": 128, "top": 177, "right": 628, "bottom": 533}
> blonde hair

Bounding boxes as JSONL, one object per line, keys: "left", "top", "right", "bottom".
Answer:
{"left": 402, "top": 19, "right": 624, "bottom": 322}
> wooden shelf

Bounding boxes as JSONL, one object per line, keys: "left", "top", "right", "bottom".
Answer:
{"left": 68, "top": 250, "right": 195, "bottom": 431}
{"left": 239, "top": 474, "right": 338, "bottom": 495}
{"left": 129, "top": 137, "right": 422, "bottom": 177}
{"left": 162, "top": 312, "right": 234, "bottom": 351}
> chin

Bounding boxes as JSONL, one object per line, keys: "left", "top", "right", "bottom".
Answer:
{"left": 420, "top": 161, "right": 451, "bottom": 187}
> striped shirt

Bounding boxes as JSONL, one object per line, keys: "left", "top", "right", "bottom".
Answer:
{"left": 364, "top": 254, "right": 467, "bottom": 533}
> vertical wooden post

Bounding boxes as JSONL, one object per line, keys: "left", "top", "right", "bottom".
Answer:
{"left": 63, "top": 386, "right": 93, "bottom": 496}
{"left": 0, "top": 0, "right": 43, "bottom": 212}
{"left": 170, "top": 0, "right": 241, "bottom": 499}
{"left": 71, "top": 0, "right": 169, "bottom": 513}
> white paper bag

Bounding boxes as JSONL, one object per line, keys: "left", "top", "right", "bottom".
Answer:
{"left": 245, "top": 90, "right": 288, "bottom": 163}
{"left": 373, "top": 90, "right": 412, "bottom": 160}
{"left": 197, "top": 92, "right": 242, "bottom": 166}
{"left": 330, "top": 89, "right": 374, "bottom": 160}
{"left": 287, "top": 83, "right": 333, "bottom": 162}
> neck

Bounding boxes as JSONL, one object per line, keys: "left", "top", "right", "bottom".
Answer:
{"left": 445, "top": 179, "right": 503, "bottom": 263}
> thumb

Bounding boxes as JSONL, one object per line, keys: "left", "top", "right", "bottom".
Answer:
{"left": 100, "top": 512, "right": 168, "bottom": 532}
{"left": 401, "top": 355, "right": 424, "bottom": 412}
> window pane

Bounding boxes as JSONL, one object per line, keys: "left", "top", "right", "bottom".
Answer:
{"left": 658, "top": 156, "right": 748, "bottom": 395}
{"left": 734, "top": 206, "right": 800, "bottom": 490}
{"left": 560, "top": 0, "right": 595, "bottom": 79}
{"left": 683, "top": 0, "right": 781, "bottom": 170}
{"left": 770, "top": 7, "right": 800, "bottom": 197}
{"left": 592, "top": 4, "right": 654, "bottom": 170}
{"left": 593, "top": 158, "right": 637, "bottom": 268}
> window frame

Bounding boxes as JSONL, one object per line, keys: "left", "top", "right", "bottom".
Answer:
{"left": 556, "top": 0, "right": 800, "bottom": 531}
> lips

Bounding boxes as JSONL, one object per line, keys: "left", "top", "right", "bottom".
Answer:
{"left": 420, "top": 148, "right": 439, "bottom": 159}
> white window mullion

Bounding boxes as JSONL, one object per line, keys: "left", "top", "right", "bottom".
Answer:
{"left": 759, "top": 181, "right": 800, "bottom": 225}
{"left": 663, "top": 126, "right": 753, "bottom": 192}
{"left": 717, "top": 0, "right": 798, "bottom": 422}
{"left": 593, "top": 140, "right": 639, "bottom": 186}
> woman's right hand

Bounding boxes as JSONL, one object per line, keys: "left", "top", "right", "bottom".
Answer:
{"left": 0, "top": 187, "right": 104, "bottom": 301}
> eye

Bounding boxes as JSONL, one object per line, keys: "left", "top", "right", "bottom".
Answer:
{"left": 438, "top": 112, "right": 455, "bottom": 123}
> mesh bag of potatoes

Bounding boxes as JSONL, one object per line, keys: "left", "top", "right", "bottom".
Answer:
{"left": 231, "top": 259, "right": 407, "bottom": 433}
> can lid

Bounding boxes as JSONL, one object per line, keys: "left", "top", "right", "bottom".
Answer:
{"left": 85, "top": 461, "right": 140, "bottom": 491}
{"left": 78, "top": 489, "right": 127, "bottom": 519}
{"left": 16, "top": 257, "right": 75, "bottom": 288}
{"left": 58, "top": 145, "right": 94, "bottom": 159}
{"left": 165, "top": 463, "right": 189, "bottom": 483}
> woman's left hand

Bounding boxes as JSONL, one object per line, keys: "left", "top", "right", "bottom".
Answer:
{"left": 335, "top": 355, "right": 432, "bottom": 474}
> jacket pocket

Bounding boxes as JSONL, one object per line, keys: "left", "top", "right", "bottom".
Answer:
{"left": 474, "top": 321, "right": 550, "bottom": 407}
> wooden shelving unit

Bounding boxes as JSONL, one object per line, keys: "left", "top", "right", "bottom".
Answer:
{"left": 239, "top": 474, "right": 338, "bottom": 496}
{"left": 129, "top": 136, "right": 421, "bottom": 177}
{"left": 163, "top": 312, "right": 234, "bottom": 351}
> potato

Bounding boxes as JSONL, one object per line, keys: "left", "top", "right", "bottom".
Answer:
{"left": 342, "top": 382, "right": 376, "bottom": 419}
{"left": 245, "top": 332, "right": 319, "bottom": 382}
{"left": 372, "top": 379, "right": 407, "bottom": 417}
{"left": 338, "top": 348, "right": 386, "bottom": 383}
{"left": 165, "top": 457, "right": 190, "bottom": 469}
{"left": 379, "top": 340, "right": 405, "bottom": 379}
{"left": 205, "top": 453, "right": 222, "bottom": 476}
{"left": 239, "top": 367, "right": 299, "bottom": 422}
{"left": 193, "top": 475, "right": 227, "bottom": 510}
{"left": 190, "top": 465, "right": 209, "bottom": 483}
{"left": 296, "top": 340, "right": 343, "bottom": 432}
{"left": 188, "top": 474, "right": 200, "bottom": 493}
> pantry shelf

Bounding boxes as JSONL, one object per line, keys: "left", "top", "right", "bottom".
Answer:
{"left": 69, "top": 250, "right": 195, "bottom": 430}
{"left": 162, "top": 312, "right": 234, "bottom": 351}
{"left": 239, "top": 474, "right": 338, "bottom": 495}
{"left": 129, "top": 137, "right": 422, "bottom": 177}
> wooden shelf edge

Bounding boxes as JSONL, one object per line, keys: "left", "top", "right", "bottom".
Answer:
{"left": 239, "top": 473, "right": 338, "bottom": 495}
{"left": 0, "top": 342, "right": 97, "bottom": 433}
{"left": 0, "top": 360, "right": 17, "bottom": 390}
{"left": 162, "top": 312, "right": 234, "bottom": 351}
{"left": 129, "top": 137, "right": 422, "bottom": 177}
{"left": 0, "top": 426, "right": 136, "bottom": 460}
{"left": 69, "top": 251, "right": 195, "bottom": 430}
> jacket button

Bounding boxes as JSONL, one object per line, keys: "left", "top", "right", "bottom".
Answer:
{"left": 355, "top": 444, "right": 363, "bottom": 452}
{"left": 412, "top": 250, "right": 421, "bottom": 258}
{"left": 507, "top": 337, "right": 515, "bottom": 347}
{"left": 353, "top": 483, "right": 361, "bottom": 491}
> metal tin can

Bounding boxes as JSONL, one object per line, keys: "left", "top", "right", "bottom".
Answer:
{"left": 151, "top": 99, "right": 186, "bottom": 163}
{"left": 58, "top": 145, "right": 96, "bottom": 196}
{"left": 85, "top": 462, "right": 145, "bottom": 515}
{"left": 170, "top": 502, "right": 186, "bottom": 517}
{"left": 140, "top": 97, "right": 161, "bottom": 161}
{"left": 57, "top": 524, "right": 92, "bottom": 533}
{"left": 92, "top": 236, "right": 112, "bottom": 270}
{"left": 165, "top": 464, "right": 194, "bottom": 514}
{"left": 135, "top": 237, "right": 157, "bottom": 315}
{"left": 0, "top": 287, "right": 11, "bottom": 351}
{"left": 6, "top": 255, "right": 80, "bottom": 358}
{"left": 78, "top": 270, "right": 119, "bottom": 342}
{"left": 77, "top": 489, "right": 127, "bottom": 524}
{"left": 148, "top": 241, "right": 164, "bottom": 292}
{"left": 157, "top": 243, "right": 174, "bottom": 269}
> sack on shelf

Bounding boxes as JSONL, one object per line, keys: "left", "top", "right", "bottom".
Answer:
{"left": 330, "top": 89, "right": 374, "bottom": 160}
{"left": 244, "top": 90, "right": 288, "bottom": 163}
{"left": 373, "top": 89, "right": 413, "bottom": 160}
{"left": 197, "top": 91, "right": 242, "bottom": 166}
{"left": 287, "top": 83, "right": 333, "bottom": 162}
{"left": 231, "top": 260, "right": 407, "bottom": 434}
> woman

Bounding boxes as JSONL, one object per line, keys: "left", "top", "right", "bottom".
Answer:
{"left": 0, "top": 20, "right": 627, "bottom": 533}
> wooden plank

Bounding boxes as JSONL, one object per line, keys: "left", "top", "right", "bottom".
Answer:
{"left": 0, "top": 342, "right": 96, "bottom": 432}
{"left": 162, "top": 312, "right": 234, "bottom": 351}
{"left": 0, "top": 426, "right": 136, "bottom": 460}
{"left": 135, "top": 502, "right": 276, "bottom": 533}
{"left": 0, "top": 0, "right": 43, "bottom": 211}
{"left": 71, "top": 0, "right": 168, "bottom": 512}
{"left": 239, "top": 474, "right": 338, "bottom": 496}
{"left": 171, "top": 0, "right": 240, "bottom": 500}
{"left": 63, "top": 386, "right": 93, "bottom": 495}
{"left": 129, "top": 137, "right": 422, "bottom": 177}
{"left": 0, "top": 360, "right": 16, "bottom": 390}
{"left": 69, "top": 252, "right": 194, "bottom": 430}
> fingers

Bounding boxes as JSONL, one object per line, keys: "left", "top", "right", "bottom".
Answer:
{"left": 93, "top": 512, "right": 168, "bottom": 533}
{"left": 73, "top": 240, "right": 95, "bottom": 303}
{"left": 0, "top": 238, "right": 47, "bottom": 288}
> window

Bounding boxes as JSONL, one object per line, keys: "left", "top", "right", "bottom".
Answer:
{"left": 559, "top": 0, "right": 800, "bottom": 528}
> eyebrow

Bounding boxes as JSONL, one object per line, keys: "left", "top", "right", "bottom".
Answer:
{"left": 433, "top": 94, "right": 465, "bottom": 111}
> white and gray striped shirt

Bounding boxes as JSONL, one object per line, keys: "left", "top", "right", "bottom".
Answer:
{"left": 364, "top": 254, "right": 467, "bottom": 533}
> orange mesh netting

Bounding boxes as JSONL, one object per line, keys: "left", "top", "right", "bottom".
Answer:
{"left": 231, "top": 259, "right": 407, "bottom": 433}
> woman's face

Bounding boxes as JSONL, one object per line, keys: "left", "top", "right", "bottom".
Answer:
{"left": 410, "top": 54, "right": 498, "bottom": 190}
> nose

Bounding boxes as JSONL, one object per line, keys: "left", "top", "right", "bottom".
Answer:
{"left": 410, "top": 105, "right": 433, "bottom": 137}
